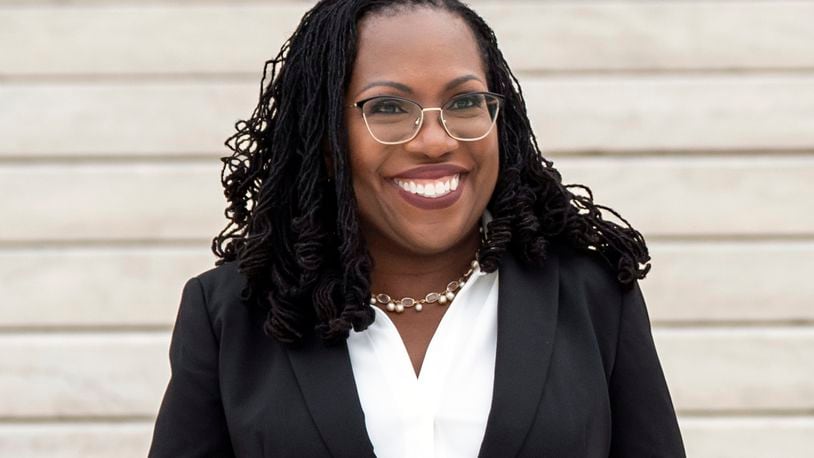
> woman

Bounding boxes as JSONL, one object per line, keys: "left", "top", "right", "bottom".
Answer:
{"left": 150, "top": 0, "right": 686, "bottom": 456}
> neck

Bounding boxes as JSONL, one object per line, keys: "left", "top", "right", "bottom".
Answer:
{"left": 366, "top": 226, "right": 481, "bottom": 301}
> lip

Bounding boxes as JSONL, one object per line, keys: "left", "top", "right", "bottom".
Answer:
{"left": 389, "top": 173, "right": 466, "bottom": 210}
{"left": 391, "top": 164, "right": 469, "bottom": 180}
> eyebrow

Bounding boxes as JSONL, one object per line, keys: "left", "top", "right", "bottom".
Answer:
{"left": 356, "top": 74, "right": 484, "bottom": 98}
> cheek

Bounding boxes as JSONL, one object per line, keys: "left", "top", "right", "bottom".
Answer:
{"left": 345, "top": 116, "right": 388, "bottom": 209}
{"left": 477, "top": 137, "right": 500, "bottom": 193}
{"left": 345, "top": 111, "right": 368, "bottom": 150}
{"left": 345, "top": 114, "right": 376, "bottom": 180}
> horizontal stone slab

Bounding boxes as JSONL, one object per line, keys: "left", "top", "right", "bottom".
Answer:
{"left": 3, "top": 76, "right": 813, "bottom": 156}
{"left": 2, "top": 241, "right": 812, "bottom": 328}
{"left": 679, "top": 416, "right": 814, "bottom": 458}
{"left": 0, "top": 422, "right": 151, "bottom": 458}
{"left": 0, "top": 162, "right": 225, "bottom": 240}
{"left": 0, "top": 246, "right": 215, "bottom": 327}
{"left": 556, "top": 155, "right": 814, "bottom": 236}
{"left": 0, "top": 333, "right": 171, "bottom": 418}
{"left": 0, "top": 328, "right": 811, "bottom": 417}
{"left": 0, "top": 156, "right": 810, "bottom": 241}
{"left": 1, "top": 2, "right": 813, "bottom": 75}
{"left": 0, "top": 416, "right": 812, "bottom": 458}
{"left": 656, "top": 327, "right": 814, "bottom": 412}
{"left": 643, "top": 241, "right": 814, "bottom": 324}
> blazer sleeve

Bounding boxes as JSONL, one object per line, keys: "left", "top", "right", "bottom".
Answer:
{"left": 608, "top": 280, "right": 686, "bottom": 458}
{"left": 149, "top": 277, "right": 235, "bottom": 457}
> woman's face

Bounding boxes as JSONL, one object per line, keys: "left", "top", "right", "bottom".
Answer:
{"left": 344, "top": 7, "right": 499, "bottom": 257}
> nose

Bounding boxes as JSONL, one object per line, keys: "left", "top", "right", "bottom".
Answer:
{"left": 403, "top": 108, "right": 458, "bottom": 157}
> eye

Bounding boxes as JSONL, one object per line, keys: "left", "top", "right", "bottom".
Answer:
{"left": 367, "top": 98, "right": 409, "bottom": 115}
{"left": 447, "top": 94, "right": 484, "bottom": 111}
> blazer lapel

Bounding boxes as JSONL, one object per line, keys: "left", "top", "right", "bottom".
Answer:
{"left": 285, "top": 335, "right": 376, "bottom": 457}
{"left": 478, "top": 249, "right": 560, "bottom": 458}
{"left": 284, "top": 248, "right": 559, "bottom": 458}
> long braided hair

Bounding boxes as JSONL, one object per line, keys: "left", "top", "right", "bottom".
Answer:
{"left": 211, "top": 0, "right": 651, "bottom": 346}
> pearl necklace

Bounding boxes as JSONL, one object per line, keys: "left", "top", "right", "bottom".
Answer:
{"left": 369, "top": 255, "right": 480, "bottom": 313}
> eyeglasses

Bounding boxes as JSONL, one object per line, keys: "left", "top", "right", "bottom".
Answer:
{"left": 350, "top": 91, "right": 504, "bottom": 145}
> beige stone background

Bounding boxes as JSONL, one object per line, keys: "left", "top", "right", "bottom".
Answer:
{"left": 1, "top": 0, "right": 813, "bottom": 456}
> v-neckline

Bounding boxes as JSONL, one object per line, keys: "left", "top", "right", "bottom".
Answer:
{"left": 365, "top": 264, "right": 485, "bottom": 420}
{"left": 371, "top": 299, "right": 454, "bottom": 383}
{"left": 286, "top": 247, "right": 561, "bottom": 458}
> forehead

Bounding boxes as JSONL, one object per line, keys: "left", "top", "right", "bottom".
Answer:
{"left": 350, "top": 7, "right": 486, "bottom": 97}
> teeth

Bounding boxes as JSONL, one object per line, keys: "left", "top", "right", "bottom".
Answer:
{"left": 394, "top": 173, "right": 461, "bottom": 199}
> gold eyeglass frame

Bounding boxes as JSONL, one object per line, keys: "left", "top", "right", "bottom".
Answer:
{"left": 350, "top": 91, "right": 504, "bottom": 145}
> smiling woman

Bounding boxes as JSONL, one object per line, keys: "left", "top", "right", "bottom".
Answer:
{"left": 149, "top": 1, "right": 685, "bottom": 457}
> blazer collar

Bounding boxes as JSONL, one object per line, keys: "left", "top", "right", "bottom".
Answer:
{"left": 477, "top": 248, "right": 560, "bottom": 457}
{"left": 285, "top": 332, "right": 376, "bottom": 457}
{"left": 285, "top": 248, "right": 560, "bottom": 457}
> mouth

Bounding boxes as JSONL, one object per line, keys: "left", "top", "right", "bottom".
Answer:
{"left": 388, "top": 173, "right": 466, "bottom": 211}
{"left": 392, "top": 173, "right": 460, "bottom": 199}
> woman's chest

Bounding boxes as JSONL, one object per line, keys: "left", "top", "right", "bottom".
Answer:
{"left": 386, "top": 308, "right": 448, "bottom": 377}
{"left": 515, "top": 317, "right": 613, "bottom": 457}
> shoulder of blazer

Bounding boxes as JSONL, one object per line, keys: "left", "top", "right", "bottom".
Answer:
{"left": 186, "top": 260, "right": 253, "bottom": 341}
{"left": 549, "top": 242, "right": 627, "bottom": 294}
{"left": 194, "top": 260, "right": 247, "bottom": 302}
{"left": 549, "top": 243, "right": 633, "bottom": 357}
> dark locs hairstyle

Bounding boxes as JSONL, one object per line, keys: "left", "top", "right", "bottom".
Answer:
{"left": 211, "top": 0, "right": 651, "bottom": 346}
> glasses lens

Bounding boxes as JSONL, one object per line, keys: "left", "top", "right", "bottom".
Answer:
{"left": 361, "top": 97, "right": 422, "bottom": 143}
{"left": 443, "top": 93, "right": 500, "bottom": 140}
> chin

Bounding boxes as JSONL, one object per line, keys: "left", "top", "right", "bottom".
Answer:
{"left": 397, "top": 222, "right": 475, "bottom": 255}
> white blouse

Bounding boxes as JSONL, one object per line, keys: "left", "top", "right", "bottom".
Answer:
{"left": 347, "top": 227, "right": 499, "bottom": 458}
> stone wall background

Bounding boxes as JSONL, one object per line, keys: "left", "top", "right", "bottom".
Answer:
{"left": 1, "top": 1, "right": 812, "bottom": 456}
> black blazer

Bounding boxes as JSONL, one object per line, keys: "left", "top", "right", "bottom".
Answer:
{"left": 149, "top": 244, "right": 686, "bottom": 457}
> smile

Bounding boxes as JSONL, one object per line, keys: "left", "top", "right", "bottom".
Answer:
{"left": 393, "top": 174, "right": 460, "bottom": 199}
